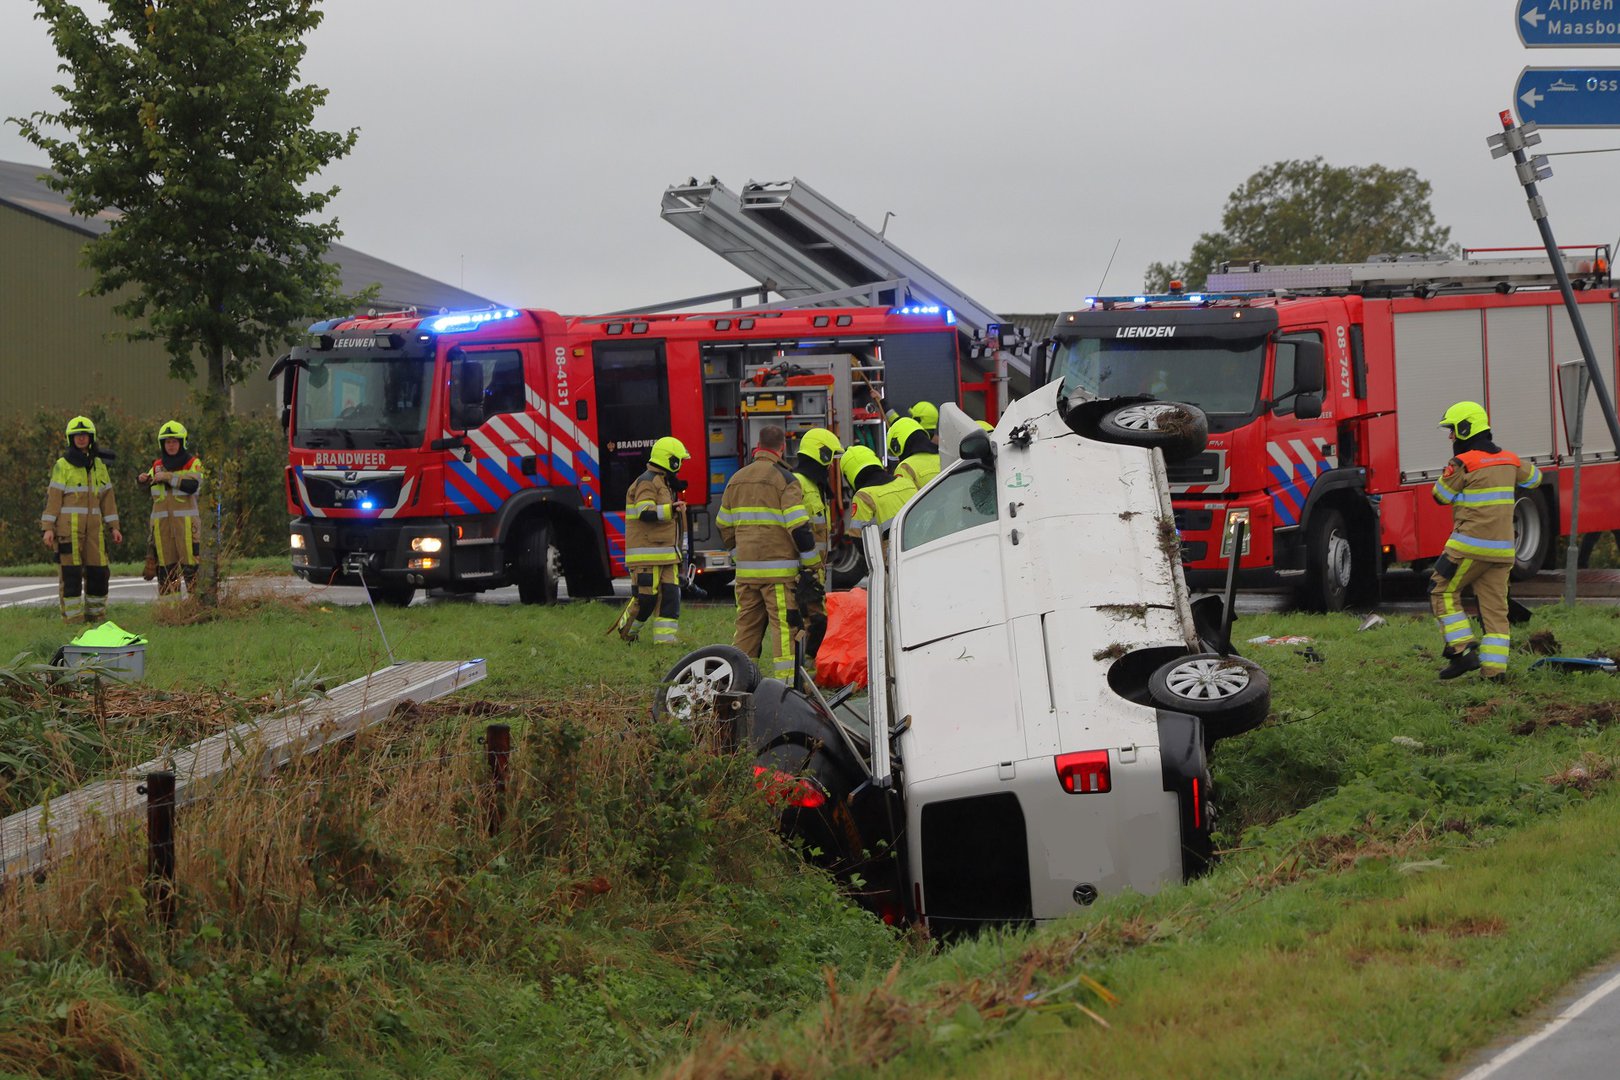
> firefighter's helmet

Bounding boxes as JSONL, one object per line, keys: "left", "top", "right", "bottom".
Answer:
{"left": 840, "top": 444, "right": 881, "bottom": 488}
{"left": 797, "top": 427, "right": 842, "bottom": 466}
{"left": 909, "top": 401, "right": 939, "bottom": 432}
{"left": 976, "top": 419, "right": 994, "bottom": 432}
{"left": 158, "top": 420, "right": 188, "bottom": 445}
{"left": 887, "top": 417, "right": 924, "bottom": 458}
{"left": 649, "top": 436, "right": 690, "bottom": 473}
{"left": 1439, "top": 401, "right": 1490, "bottom": 440}
{"left": 65, "top": 415, "right": 96, "bottom": 439}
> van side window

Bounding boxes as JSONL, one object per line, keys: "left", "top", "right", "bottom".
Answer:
{"left": 900, "top": 466, "right": 998, "bottom": 552}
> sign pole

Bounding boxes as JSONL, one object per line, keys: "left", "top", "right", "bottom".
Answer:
{"left": 1489, "top": 112, "right": 1620, "bottom": 451}
{"left": 1560, "top": 363, "right": 1590, "bottom": 605}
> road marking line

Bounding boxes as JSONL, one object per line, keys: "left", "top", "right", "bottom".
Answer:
{"left": 1458, "top": 965, "right": 1620, "bottom": 1079}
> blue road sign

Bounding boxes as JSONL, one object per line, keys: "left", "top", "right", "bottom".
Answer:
{"left": 1518, "top": 2, "right": 1620, "bottom": 47}
{"left": 1514, "top": 67, "right": 1620, "bottom": 127}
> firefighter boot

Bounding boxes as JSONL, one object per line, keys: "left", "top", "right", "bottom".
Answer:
{"left": 142, "top": 552, "right": 157, "bottom": 581}
{"left": 1438, "top": 645, "right": 1482, "bottom": 681}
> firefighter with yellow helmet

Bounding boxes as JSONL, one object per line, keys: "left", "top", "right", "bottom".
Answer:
{"left": 887, "top": 416, "right": 941, "bottom": 490}
{"left": 137, "top": 420, "right": 205, "bottom": 595}
{"left": 790, "top": 427, "right": 841, "bottom": 658}
{"left": 41, "top": 415, "right": 122, "bottom": 623}
{"left": 718, "top": 425, "right": 820, "bottom": 681}
{"left": 613, "top": 436, "right": 689, "bottom": 644}
{"left": 1429, "top": 401, "right": 1541, "bottom": 680}
{"left": 841, "top": 445, "right": 918, "bottom": 556}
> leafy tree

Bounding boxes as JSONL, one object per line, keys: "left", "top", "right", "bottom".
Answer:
{"left": 1146, "top": 158, "right": 1457, "bottom": 291}
{"left": 11, "top": 0, "right": 366, "bottom": 409}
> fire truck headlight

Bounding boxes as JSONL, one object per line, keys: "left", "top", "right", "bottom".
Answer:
{"left": 410, "top": 536, "right": 444, "bottom": 553}
{"left": 290, "top": 533, "right": 306, "bottom": 550}
{"left": 1220, "top": 509, "right": 1252, "bottom": 558}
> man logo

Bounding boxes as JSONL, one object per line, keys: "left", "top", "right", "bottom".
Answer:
{"left": 343, "top": 471, "right": 360, "bottom": 483}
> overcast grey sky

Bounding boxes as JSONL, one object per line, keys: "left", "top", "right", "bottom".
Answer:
{"left": 3, "top": 1, "right": 1618, "bottom": 316}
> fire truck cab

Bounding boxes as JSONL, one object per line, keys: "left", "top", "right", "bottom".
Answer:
{"left": 1044, "top": 251, "right": 1620, "bottom": 609}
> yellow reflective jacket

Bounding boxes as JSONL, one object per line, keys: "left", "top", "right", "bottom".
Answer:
{"left": 895, "top": 452, "right": 940, "bottom": 489}
{"left": 143, "top": 453, "right": 204, "bottom": 567}
{"left": 42, "top": 455, "right": 119, "bottom": 567}
{"left": 625, "top": 468, "right": 680, "bottom": 567}
{"left": 846, "top": 474, "right": 918, "bottom": 537}
{"left": 1431, "top": 448, "right": 1540, "bottom": 563}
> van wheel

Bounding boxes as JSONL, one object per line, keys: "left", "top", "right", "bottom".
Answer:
{"left": 654, "top": 645, "right": 761, "bottom": 723}
{"left": 1301, "top": 508, "right": 1354, "bottom": 612}
{"left": 1094, "top": 401, "right": 1209, "bottom": 461}
{"left": 514, "top": 521, "right": 561, "bottom": 604}
{"left": 1147, "top": 653, "right": 1271, "bottom": 738}
{"left": 1511, "top": 488, "right": 1552, "bottom": 581}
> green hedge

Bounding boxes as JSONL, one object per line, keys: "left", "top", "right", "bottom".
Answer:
{"left": 0, "top": 405, "right": 288, "bottom": 567}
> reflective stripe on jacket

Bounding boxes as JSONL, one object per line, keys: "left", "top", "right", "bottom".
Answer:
{"left": 42, "top": 456, "right": 118, "bottom": 567}
{"left": 146, "top": 454, "right": 203, "bottom": 566}
{"left": 625, "top": 468, "right": 680, "bottom": 567}
{"left": 1431, "top": 449, "right": 1539, "bottom": 563}
{"left": 718, "top": 449, "right": 819, "bottom": 580}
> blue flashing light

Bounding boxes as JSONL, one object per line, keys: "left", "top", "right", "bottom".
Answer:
{"left": 1187, "top": 294, "right": 1204, "bottom": 303}
{"left": 889, "top": 304, "right": 944, "bottom": 317}
{"left": 306, "top": 317, "right": 343, "bottom": 333}
{"left": 1134, "top": 296, "right": 1147, "bottom": 304}
{"left": 428, "top": 308, "right": 521, "bottom": 333}
{"left": 360, "top": 501, "right": 375, "bottom": 510}
{"left": 945, "top": 308, "right": 956, "bottom": 325}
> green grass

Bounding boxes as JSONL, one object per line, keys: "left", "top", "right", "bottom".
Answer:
{"left": 0, "top": 555, "right": 290, "bottom": 577}
{"left": 3, "top": 596, "right": 1620, "bottom": 1077}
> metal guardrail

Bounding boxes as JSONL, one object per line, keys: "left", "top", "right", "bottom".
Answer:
{"left": 0, "top": 659, "right": 486, "bottom": 884}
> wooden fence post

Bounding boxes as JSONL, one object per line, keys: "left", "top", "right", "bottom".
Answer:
{"left": 485, "top": 723, "right": 511, "bottom": 836}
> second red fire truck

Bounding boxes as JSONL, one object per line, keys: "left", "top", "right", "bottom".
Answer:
{"left": 1044, "top": 250, "right": 1620, "bottom": 609}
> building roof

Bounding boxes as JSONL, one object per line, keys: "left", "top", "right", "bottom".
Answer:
{"left": 0, "top": 159, "right": 496, "bottom": 314}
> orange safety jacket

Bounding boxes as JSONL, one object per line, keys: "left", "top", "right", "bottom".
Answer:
{"left": 1431, "top": 449, "right": 1540, "bottom": 563}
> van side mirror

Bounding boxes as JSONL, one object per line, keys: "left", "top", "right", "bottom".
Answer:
{"left": 1293, "top": 338, "right": 1325, "bottom": 395}
{"left": 959, "top": 430, "right": 995, "bottom": 464}
{"left": 1294, "top": 392, "right": 1323, "bottom": 420}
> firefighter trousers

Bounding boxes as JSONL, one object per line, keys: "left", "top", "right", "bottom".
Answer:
{"left": 734, "top": 580, "right": 797, "bottom": 681}
{"left": 58, "top": 563, "right": 110, "bottom": 624}
{"left": 1430, "top": 556, "right": 1512, "bottom": 675}
{"left": 619, "top": 563, "right": 680, "bottom": 644}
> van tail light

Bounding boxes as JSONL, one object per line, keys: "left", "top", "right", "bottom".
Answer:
{"left": 1191, "top": 776, "right": 1202, "bottom": 829}
{"left": 1055, "top": 750, "right": 1111, "bottom": 794}
{"left": 751, "top": 765, "right": 828, "bottom": 809}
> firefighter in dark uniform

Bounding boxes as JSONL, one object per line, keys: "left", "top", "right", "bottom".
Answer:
{"left": 614, "top": 436, "right": 689, "bottom": 644}
{"left": 137, "top": 420, "right": 204, "bottom": 595}
{"left": 718, "top": 425, "right": 820, "bottom": 682}
{"left": 1430, "top": 401, "right": 1541, "bottom": 680}
{"left": 42, "top": 416, "right": 122, "bottom": 623}
{"left": 790, "top": 427, "right": 842, "bottom": 659}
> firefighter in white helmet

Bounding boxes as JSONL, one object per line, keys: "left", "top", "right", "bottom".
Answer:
{"left": 613, "top": 436, "right": 689, "bottom": 644}
{"left": 1429, "top": 401, "right": 1540, "bottom": 680}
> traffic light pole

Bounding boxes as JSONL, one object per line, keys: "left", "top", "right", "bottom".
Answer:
{"left": 1488, "top": 110, "right": 1620, "bottom": 451}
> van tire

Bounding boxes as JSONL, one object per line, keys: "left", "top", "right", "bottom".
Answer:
{"left": 828, "top": 541, "right": 868, "bottom": 590}
{"left": 1147, "top": 652, "right": 1270, "bottom": 738}
{"left": 1094, "top": 401, "right": 1209, "bottom": 462}
{"left": 653, "top": 645, "right": 761, "bottom": 723}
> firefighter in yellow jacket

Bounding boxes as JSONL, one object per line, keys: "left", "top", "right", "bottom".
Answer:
{"left": 41, "top": 416, "right": 122, "bottom": 623}
{"left": 137, "top": 420, "right": 205, "bottom": 596}
{"left": 1429, "top": 401, "right": 1540, "bottom": 680}
{"left": 841, "top": 445, "right": 918, "bottom": 554}
{"left": 790, "top": 427, "right": 842, "bottom": 658}
{"left": 887, "top": 416, "right": 941, "bottom": 489}
{"left": 718, "top": 425, "right": 820, "bottom": 681}
{"left": 614, "top": 436, "right": 689, "bottom": 644}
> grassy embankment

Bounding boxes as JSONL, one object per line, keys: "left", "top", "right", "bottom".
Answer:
{"left": 0, "top": 590, "right": 1618, "bottom": 1077}
{"left": 0, "top": 556, "right": 290, "bottom": 578}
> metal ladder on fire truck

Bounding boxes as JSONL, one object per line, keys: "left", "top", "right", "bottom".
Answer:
{"left": 1202, "top": 247, "right": 1611, "bottom": 295}
{"left": 652, "top": 176, "right": 1031, "bottom": 396}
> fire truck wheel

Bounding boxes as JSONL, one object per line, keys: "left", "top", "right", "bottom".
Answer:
{"left": 1510, "top": 489, "right": 1552, "bottom": 581}
{"left": 828, "top": 542, "right": 868, "bottom": 590}
{"left": 653, "top": 645, "right": 761, "bottom": 724}
{"left": 1094, "top": 401, "right": 1209, "bottom": 461}
{"left": 365, "top": 582, "right": 416, "bottom": 607}
{"left": 1147, "top": 652, "right": 1271, "bottom": 737}
{"left": 514, "top": 521, "right": 560, "bottom": 605}
{"left": 1302, "top": 508, "right": 1355, "bottom": 612}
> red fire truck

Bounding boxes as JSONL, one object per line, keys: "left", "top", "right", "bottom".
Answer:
{"left": 1042, "top": 250, "right": 1620, "bottom": 610}
{"left": 276, "top": 303, "right": 963, "bottom": 605}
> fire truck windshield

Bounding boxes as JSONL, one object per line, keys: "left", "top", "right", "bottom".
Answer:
{"left": 293, "top": 354, "right": 431, "bottom": 450}
{"left": 1052, "top": 334, "right": 1268, "bottom": 426}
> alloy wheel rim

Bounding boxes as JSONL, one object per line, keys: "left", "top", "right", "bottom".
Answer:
{"left": 1165, "top": 657, "right": 1251, "bottom": 700}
